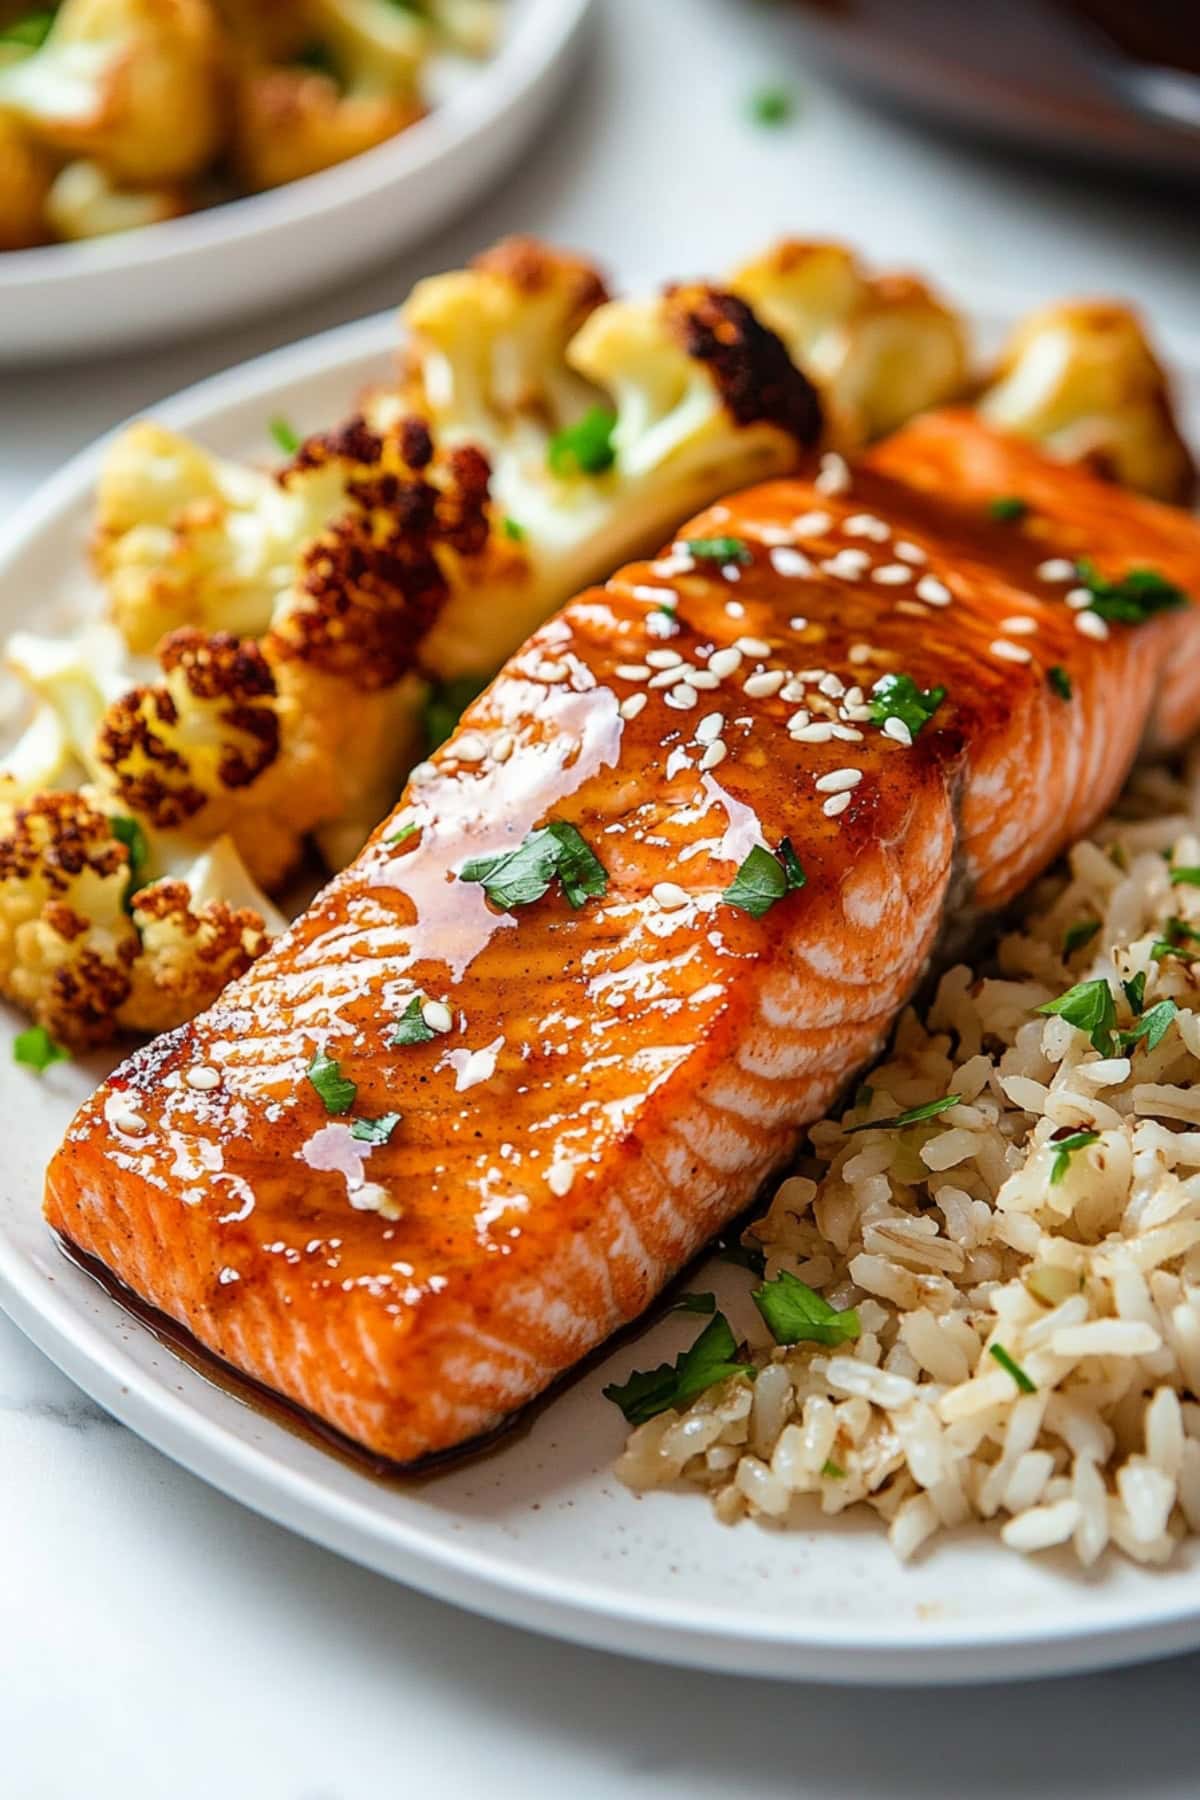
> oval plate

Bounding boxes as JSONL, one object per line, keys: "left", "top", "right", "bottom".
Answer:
{"left": 2, "top": 302, "right": 1200, "bottom": 1685}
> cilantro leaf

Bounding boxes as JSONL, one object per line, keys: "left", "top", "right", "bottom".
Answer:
{"left": 1037, "top": 977, "right": 1116, "bottom": 1054}
{"left": 1049, "top": 1129, "right": 1099, "bottom": 1185}
{"left": 746, "top": 84, "right": 794, "bottom": 126}
{"left": 1074, "top": 560, "right": 1188, "bottom": 625}
{"left": 1151, "top": 917, "right": 1200, "bottom": 963}
{"left": 989, "top": 1342, "right": 1036, "bottom": 1393}
{"left": 722, "top": 840, "right": 806, "bottom": 919}
{"left": 269, "top": 415, "right": 301, "bottom": 456}
{"left": 502, "top": 515, "right": 526, "bottom": 542}
{"left": 1063, "top": 918, "right": 1100, "bottom": 957}
{"left": 1170, "top": 868, "right": 1200, "bottom": 888}
{"left": 306, "top": 1050, "right": 356, "bottom": 1115}
{"left": 389, "top": 995, "right": 436, "bottom": 1047}
{"left": 460, "top": 822, "right": 608, "bottom": 913}
{"left": 385, "top": 821, "right": 418, "bottom": 847}
{"left": 1123, "top": 971, "right": 1146, "bottom": 1015}
{"left": 0, "top": 11, "right": 54, "bottom": 48}
{"left": 423, "top": 672, "right": 488, "bottom": 754}
{"left": 821, "top": 1459, "right": 846, "bottom": 1479}
{"left": 547, "top": 406, "right": 617, "bottom": 477}
{"left": 673, "top": 1291, "right": 717, "bottom": 1315}
{"left": 1048, "top": 665, "right": 1072, "bottom": 700}
{"left": 13, "top": 1025, "right": 68, "bottom": 1073}
{"left": 1117, "top": 998, "right": 1178, "bottom": 1055}
{"left": 603, "top": 1312, "right": 753, "bottom": 1425}
{"left": 752, "top": 1269, "right": 861, "bottom": 1347}
{"left": 717, "top": 1237, "right": 766, "bottom": 1277}
{"left": 350, "top": 1112, "right": 402, "bottom": 1145}
{"left": 868, "top": 672, "right": 946, "bottom": 738}
{"left": 988, "top": 495, "right": 1030, "bottom": 523}
{"left": 844, "top": 1094, "right": 961, "bottom": 1134}
{"left": 110, "top": 814, "right": 149, "bottom": 913}
{"left": 683, "top": 537, "right": 752, "bottom": 565}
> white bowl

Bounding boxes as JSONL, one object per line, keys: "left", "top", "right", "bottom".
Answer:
{"left": 0, "top": 0, "right": 592, "bottom": 365}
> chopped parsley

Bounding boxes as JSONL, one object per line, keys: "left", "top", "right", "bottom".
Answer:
{"left": 1117, "top": 998, "right": 1178, "bottom": 1055}
{"left": 423, "top": 672, "right": 487, "bottom": 753}
{"left": 673, "top": 1291, "right": 717, "bottom": 1315}
{"left": 603, "top": 1311, "right": 753, "bottom": 1425}
{"left": 683, "top": 536, "right": 752, "bottom": 566}
{"left": 13, "top": 1024, "right": 68, "bottom": 1073}
{"left": 988, "top": 1342, "right": 1036, "bottom": 1393}
{"left": 1073, "top": 559, "right": 1188, "bottom": 625}
{"left": 385, "top": 820, "right": 418, "bottom": 847}
{"left": 722, "top": 839, "right": 806, "bottom": 919}
{"left": 501, "top": 515, "right": 526, "bottom": 542}
{"left": 1062, "top": 918, "right": 1100, "bottom": 957}
{"left": 855, "top": 1083, "right": 874, "bottom": 1108}
{"left": 460, "top": 821, "right": 607, "bottom": 911}
{"left": 389, "top": 996, "right": 436, "bottom": 1047}
{"left": 1049, "top": 1130, "right": 1099, "bottom": 1185}
{"left": 349, "top": 1112, "right": 402, "bottom": 1145}
{"left": 988, "top": 495, "right": 1030, "bottom": 523}
{"left": 0, "top": 10, "right": 54, "bottom": 47}
{"left": 717, "top": 1237, "right": 766, "bottom": 1277}
{"left": 746, "top": 84, "right": 795, "bottom": 127}
{"left": 1048, "top": 665, "right": 1072, "bottom": 701}
{"left": 1151, "top": 917, "right": 1200, "bottom": 963}
{"left": 1123, "top": 971, "right": 1147, "bottom": 1015}
{"left": 1170, "top": 868, "right": 1200, "bottom": 888}
{"left": 868, "top": 672, "right": 946, "bottom": 738}
{"left": 269, "top": 415, "right": 301, "bottom": 456}
{"left": 1037, "top": 977, "right": 1116, "bottom": 1055}
{"left": 293, "top": 40, "right": 339, "bottom": 80}
{"left": 109, "top": 814, "right": 149, "bottom": 913}
{"left": 306, "top": 1050, "right": 356, "bottom": 1115}
{"left": 752, "top": 1269, "right": 861, "bottom": 1347}
{"left": 547, "top": 406, "right": 617, "bottom": 477}
{"left": 821, "top": 1459, "right": 846, "bottom": 1479}
{"left": 844, "top": 1094, "right": 961, "bottom": 1134}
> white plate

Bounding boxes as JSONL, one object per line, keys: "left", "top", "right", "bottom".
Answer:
{"left": 3, "top": 302, "right": 1200, "bottom": 1687}
{"left": 0, "top": 0, "right": 592, "bottom": 364}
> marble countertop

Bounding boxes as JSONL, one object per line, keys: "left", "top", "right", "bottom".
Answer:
{"left": 4, "top": 1, "right": 1200, "bottom": 1792}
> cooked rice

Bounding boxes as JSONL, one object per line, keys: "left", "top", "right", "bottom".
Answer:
{"left": 615, "top": 749, "right": 1200, "bottom": 1566}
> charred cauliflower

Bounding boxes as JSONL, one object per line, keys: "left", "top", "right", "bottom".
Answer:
{"left": 0, "top": 0, "right": 225, "bottom": 186}
{"left": 978, "top": 300, "right": 1195, "bottom": 504}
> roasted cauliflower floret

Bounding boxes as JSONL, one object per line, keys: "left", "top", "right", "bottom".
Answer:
{"left": 3, "top": 622, "right": 136, "bottom": 797}
{"left": 44, "top": 158, "right": 187, "bottom": 239}
{"left": 0, "top": 111, "right": 54, "bottom": 249}
{"left": 0, "top": 788, "right": 278, "bottom": 1048}
{"left": 229, "top": 58, "right": 420, "bottom": 193}
{"left": 729, "top": 241, "right": 968, "bottom": 446}
{"left": 978, "top": 300, "right": 1195, "bottom": 505}
{"left": 0, "top": 0, "right": 225, "bottom": 185}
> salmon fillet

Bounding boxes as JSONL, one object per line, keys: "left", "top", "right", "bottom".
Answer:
{"left": 44, "top": 411, "right": 1200, "bottom": 1463}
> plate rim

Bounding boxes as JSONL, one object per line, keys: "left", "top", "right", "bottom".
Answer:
{"left": 4, "top": 289, "right": 1200, "bottom": 1686}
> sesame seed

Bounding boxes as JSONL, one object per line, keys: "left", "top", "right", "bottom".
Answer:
{"left": 736, "top": 635, "right": 772, "bottom": 657}
{"left": 872, "top": 563, "right": 913, "bottom": 586}
{"left": 744, "top": 668, "right": 785, "bottom": 698}
{"left": 780, "top": 678, "right": 808, "bottom": 702}
{"left": 422, "top": 1000, "right": 453, "bottom": 1034}
{"left": 815, "top": 768, "right": 862, "bottom": 794}
{"left": 814, "top": 452, "right": 850, "bottom": 495}
{"left": 185, "top": 1065, "right": 220, "bottom": 1093}
{"left": 788, "top": 615, "right": 809, "bottom": 632}
{"left": 534, "top": 659, "right": 569, "bottom": 683}
{"left": 616, "top": 662, "right": 651, "bottom": 681}
{"left": 844, "top": 512, "right": 890, "bottom": 541}
{"left": 882, "top": 716, "right": 913, "bottom": 747}
{"left": 696, "top": 711, "right": 725, "bottom": 742}
{"left": 843, "top": 703, "right": 872, "bottom": 722}
{"left": 1037, "top": 558, "right": 1076, "bottom": 582}
{"left": 843, "top": 685, "right": 864, "bottom": 706}
{"left": 755, "top": 524, "right": 794, "bottom": 547}
{"left": 915, "top": 575, "right": 951, "bottom": 606}
{"left": 699, "top": 739, "right": 728, "bottom": 770}
{"left": 818, "top": 673, "right": 845, "bottom": 698}
{"left": 895, "top": 541, "right": 927, "bottom": 564}
{"left": 990, "top": 639, "right": 1033, "bottom": 663}
{"left": 724, "top": 600, "right": 745, "bottom": 619}
{"left": 848, "top": 643, "right": 874, "bottom": 665}
{"left": 649, "top": 666, "right": 686, "bottom": 688}
{"left": 652, "top": 882, "right": 690, "bottom": 911}
{"left": 792, "top": 721, "right": 834, "bottom": 743}
{"left": 620, "top": 692, "right": 646, "bottom": 721}
{"left": 651, "top": 553, "right": 694, "bottom": 577}
{"left": 823, "top": 791, "right": 852, "bottom": 818}
{"left": 646, "top": 648, "right": 682, "bottom": 668}
{"left": 455, "top": 732, "right": 488, "bottom": 764}
{"left": 895, "top": 600, "right": 929, "bottom": 619}
{"left": 794, "top": 667, "right": 828, "bottom": 682}
{"left": 632, "top": 584, "right": 676, "bottom": 605}
{"left": 792, "top": 509, "right": 833, "bottom": 537}
{"left": 821, "top": 550, "right": 870, "bottom": 580}
{"left": 709, "top": 647, "right": 743, "bottom": 678}
{"left": 666, "top": 683, "right": 698, "bottom": 709}
{"left": 770, "top": 546, "right": 814, "bottom": 578}
{"left": 688, "top": 669, "right": 720, "bottom": 690}
{"left": 546, "top": 1163, "right": 576, "bottom": 1197}
{"left": 1076, "top": 610, "right": 1109, "bottom": 641}
{"left": 1066, "top": 587, "right": 1092, "bottom": 611}
{"left": 646, "top": 611, "right": 679, "bottom": 638}
{"left": 786, "top": 708, "right": 810, "bottom": 730}
{"left": 107, "top": 1102, "right": 147, "bottom": 1136}
{"left": 1001, "top": 617, "right": 1038, "bottom": 635}
{"left": 492, "top": 732, "right": 515, "bottom": 763}
{"left": 831, "top": 724, "right": 864, "bottom": 742}
{"left": 351, "top": 1183, "right": 403, "bottom": 1220}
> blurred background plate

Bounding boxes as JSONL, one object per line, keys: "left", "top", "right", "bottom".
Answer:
{"left": 0, "top": 0, "right": 593, "bottom": 367}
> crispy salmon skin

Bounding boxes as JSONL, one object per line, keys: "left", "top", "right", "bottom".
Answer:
{"left": 45, "top": 412, "right": 1200, "bottom": 1463}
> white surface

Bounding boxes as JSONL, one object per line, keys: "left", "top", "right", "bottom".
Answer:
{"left": 2, "top": 0, "right": 1200, "bottom": 1789}
{"left": 0, "top": 0, "right": 592, "bottom": 362}
{"left": 8, "top": 310, "right": 1200, "bottom": 1693}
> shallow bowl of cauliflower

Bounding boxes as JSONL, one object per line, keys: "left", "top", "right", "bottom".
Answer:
{"left": 0, "top": 0, "right": 593, "bottom": 360}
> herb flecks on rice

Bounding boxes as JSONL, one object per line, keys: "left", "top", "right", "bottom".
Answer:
{"left": 615, "top": 755, "right": 1200, "bottom": 1567}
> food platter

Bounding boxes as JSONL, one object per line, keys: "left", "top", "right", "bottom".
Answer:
{"left": 4, "top": 298, "right": 1200, "bottom": 1686}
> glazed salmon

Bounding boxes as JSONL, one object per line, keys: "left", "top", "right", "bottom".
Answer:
{"left": 45, "top": 411, "right": 1200, "bottom": 1463}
